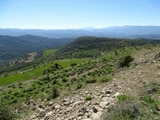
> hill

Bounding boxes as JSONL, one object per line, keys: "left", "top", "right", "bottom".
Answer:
{"left": 0, "top": 36, "right": 160, "bottom": 120}
{"left": 0, "top": 35, "right": 74, "bottom": 66}
{"left": 55, "top": 36, "right": 160, "bottom": 59}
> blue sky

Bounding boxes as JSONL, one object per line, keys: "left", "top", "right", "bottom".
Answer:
{"left": 0, "top": 0, "right": 160, "bottom": 29}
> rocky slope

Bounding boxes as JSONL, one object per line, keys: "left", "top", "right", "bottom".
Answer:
{"left": 23, "top": 46, "right": 160, "bottom": 120}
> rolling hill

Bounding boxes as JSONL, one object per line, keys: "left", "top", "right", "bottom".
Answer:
{"left": 55, "top": 36, "right": 160, "bottom": 59}
{"left": 0, "top": 35, "right": 74, "bottom": 66}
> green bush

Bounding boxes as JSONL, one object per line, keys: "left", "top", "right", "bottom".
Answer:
{"left": 76, "top": 83, "right": 82, "bottom": 89}
{"left": 119, "top": 54, "right": 134, "bottom": 67}
{"left": 98, "top": 77, "right": 111, "bottom": 83}
{"left": 70, "top": 62, "right": 77, "bottom": 66}
{"left": 85, "top": 95, "right": 92, "bottom": 100}
{"left": 141, "top": 96, "right": 158, "bottom": 114}
{"left": 106, "top": 101, "right": 143, "bottom": 120}
{"left": 0, "top": 102, "right": 15, "bottom": 120}
{"left": 62, "top": 77, "right": 67, "bottom": 82}
{"left": 52, "top": 79, "right": 57, "bottom": 85}
{"left": 117, "top": 94, "right": 130, "bottom": 101}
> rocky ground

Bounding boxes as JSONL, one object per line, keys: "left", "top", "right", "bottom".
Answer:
{"left": 22, "top": 48, "right": 160, "bottom": 120}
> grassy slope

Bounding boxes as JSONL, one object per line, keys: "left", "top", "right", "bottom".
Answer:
{"left": 0, "top": 59, "right": 87, "bottom": 85}
{"left": 43, "top": 49, "right": 56, "bottom": 58}
{"left": 0, "top": 44, "right": 160, "bottom": 120}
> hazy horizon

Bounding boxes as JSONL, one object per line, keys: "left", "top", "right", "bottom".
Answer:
{"left": 1, "top": 25, "right": 160, "bottom": 30}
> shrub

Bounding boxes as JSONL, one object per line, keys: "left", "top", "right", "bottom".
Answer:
{"left": 76, "top": 83, "right": 82, "bottom": 89}
{"left": 62, "top": 77, "right": 67, "bottom": 82}
{"left": 85, "top": 77, "right": 96, "bottom": 83}
{"left": 106, "top": 101, "right": 143, "bottom": 120}
{"left": 143, "top": 81, "right": 159, "bottom": 94}
{"left": 119, "top": 54, "right": 134, "bottom": 67}
{"left": 117, "top": 94, "right": 130, "bottom": 101}
{"left": 85, "top": 96, "right": 92, "bottom": 100}
{"left": 141, "top": 96, "right": 158, "bottom": 114}
{"left": 70, "top": 62, "right": 77, "bottom": 66}
{"left": 65, "top": 83, "right": 70, "bottom": 87}
{"left": 0, "top": 102, "right": 15, "bottom": 120}
{"left": 98, "top": 77, "right": 111, "bottom": 83}
{"left": 52, "top": 79, "right": 57, "bottom": 85}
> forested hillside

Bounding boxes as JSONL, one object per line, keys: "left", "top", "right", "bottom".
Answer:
{"left": 55, "top": 36, "right": 160, "bottom": 59}
{"left": 0, "top": 35, "right": 74, "bottom": 66}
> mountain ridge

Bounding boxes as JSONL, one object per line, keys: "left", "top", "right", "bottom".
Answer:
{"left": 1, "top": 26, "right": 160, "bottom": 39}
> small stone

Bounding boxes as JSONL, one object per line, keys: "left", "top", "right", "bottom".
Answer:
{"left": 45, "top": 111, "right": 53, "bottom": 117}
{"left": 66, "top": 107, "right": 72, "bottom": 112}
{"left": 72, "top": 101, "right": 83, "bottom": 107}
{"left": 85, "top": 101, "right": 91, "bottom": 106}
{"left": 72, "top": 91, "right": 76, "bottom": 94}
{"left": 101, "top": 97, "right": 113, "bottom": 103}
{"left": 99, "top": 102, "right": 109, "bottom": 109}
{"left": 92, "top": 107, "right": 98, "bottom": 113}
{"left": 91, "top": 112, "right": 103, "bottom": 120}
{"left": 78, "top": 107, "right": 86, "bottom": 116}
{"left": 113, "top": 92, "right": 120, "bottom": 97}
{"left": 85, "top": 91, "right": 89, "bottom": 94}
{"left": 106, "top": 94, "right": 111, "bottom": 97}
{"left": 55, "top": 104, "right": 61, "bottom": 109}
{"left": 48, "top": 101, "right": 54, "bottom": 106}
{"left": 44, "top": 116, "right": 50, "bottom": 120}
{"left": 64, "top": 101, "right": 70, "bottom": 106}
{"left": 38, "top": 108, "right": 46, "bottom": 117}
{"left": 106, "top": 90, "right": 112, "bottom": 94}
{"left": 56, "top": 118, "right": 61, "bottom": 120}
{"left": 78, "top": 116, "right": 82, "bottom": 120}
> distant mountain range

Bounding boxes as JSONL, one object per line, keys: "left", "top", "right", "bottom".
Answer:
{"left": 0, "top": 26, "right": 160, "bottom": 39}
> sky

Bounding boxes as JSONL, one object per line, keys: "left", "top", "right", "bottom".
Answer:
{"left": 0, "top": 0, "right": 160, "bottom": 29}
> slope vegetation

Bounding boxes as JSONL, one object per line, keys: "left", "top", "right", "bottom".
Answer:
{"left": 56, "top": 36, "right": 160, "bottom": 59}
{"left": 0, "top": 37, "right": 160, "bottom": 120}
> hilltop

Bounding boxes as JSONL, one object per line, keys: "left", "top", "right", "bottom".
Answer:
{"left": 55, "top": 36, "right": 160, "bottom": 59}
{"left": 0, "top": 36, "right": 160, "bottom": 120}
